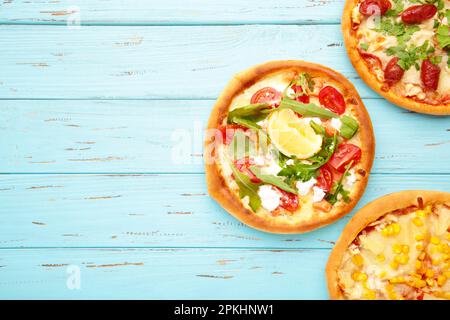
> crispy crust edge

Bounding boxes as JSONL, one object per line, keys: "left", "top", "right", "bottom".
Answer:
{"left": 204, "top": 60, "right": 375, "bottom": 234}
{"left": 326, "top": 190, "right": 450, "bottom": 300}
{"left": 341, "top": 0, "right": 450, "bottom": 116}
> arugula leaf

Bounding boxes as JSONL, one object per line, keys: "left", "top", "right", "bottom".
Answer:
{"left": 436, "top": 24, "right": 450, "bottom": 50}
{"left": 230, "top": 116, "right": 261, "bottom": 130}
{"left": 228, "top": 130, "right": 254, "bottom": 161}
{"left": 278, "top": 97, "right": 338, "bottom": 119}
{"left": 310, "top": 121, "right": 326, "bottom": 135}
{"left": 278, "top": 134, "right": 338, "bottom": 182}
{"left": 385, "top": 0, "right": 404, "bottom": 17}
{"left": 229, "top": 161, "right": 261, "bottom": 211}
{"left": 250, "top": 166, "right": 297, "bottom": 194}
{"left": 326, "top": 161, "right": 353, "bottom": 205}
{"left": 227, "top": 103, "right": 269, "bottom": 121}
{"left": 284, "top": 73, "right": 315, "bottom": 98}
{"left": 340, "top": 116, "right": 359, "bottom": 139}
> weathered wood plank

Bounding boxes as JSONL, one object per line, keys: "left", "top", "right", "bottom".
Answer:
{"left": 0, "top": 25, "right": 374, "bottom": 99}
{"left": 0, "top": 0, "right": 343, "bottom": 25}
{"left": 0, "top": 248, "right": 330, "bottom": 299}
{"left": 0, "top": 173, "right": 448, "bottom": 249}
{"left": 0, "top": 99, "right": 448, "bottom": 174}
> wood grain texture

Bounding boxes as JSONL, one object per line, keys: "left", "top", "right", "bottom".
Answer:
{"left": 1, "top": 99, "right": 449, "bottom": 174}
{"left": 0, "top": 24, "right": 375, "bottom": 99}
{"left": 0, "top": 173, "right": 448, "bottom": 249}
{"left": 0, "top": 248, "right": 328, "bottom": 299}
{"left": 0, "top": 0, "right": 343, "bottom": 25}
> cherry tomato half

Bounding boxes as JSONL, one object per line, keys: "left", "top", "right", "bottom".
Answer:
{"left": 318, "top": 86, "right": 346, "bottom": 115}
{"left": 316, "top": 166, "right": 333, "bottom": 192}
{"left": 328, "top": 143, "right": 362, "bottom": 173}
{"left": 218, "top": 124, "right": 248, "bottom": 145}
{"left": 274, "top": 186, "right": 299, "bottom": 212}
{"left": 234, "top": 157, "right": 261, "bottom": 183}
{"left": 250, "top": 87, "right": 281, "bottom": 106}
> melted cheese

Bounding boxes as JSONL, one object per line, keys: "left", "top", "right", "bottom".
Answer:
{"left": 338, "top": 203, "right": 450, "bottom": 300}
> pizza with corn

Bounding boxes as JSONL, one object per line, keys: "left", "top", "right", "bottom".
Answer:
{"left": 204, "top": 61, "right": 375, "bottom": 233}
{"left": 327, "top": 190, "right": 450, "bottom": 300}
{"left": 342, "top": 0, "right": 450, "bottom": 115}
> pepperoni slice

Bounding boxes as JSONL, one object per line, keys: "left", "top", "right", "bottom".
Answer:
{"left": 421, "top": 59, "right": 440, "bottom": 91}
{"left": 401, "top": 4, "right": 437, "bottom": 24}
{"left": 384, "top": 57, "right": 404, "bottom": 86}
{"left": 359, "top": 0, "right": 391, "bottom": 16}
{"left": 319, "top": 86, "right": 346, "bottom": 115}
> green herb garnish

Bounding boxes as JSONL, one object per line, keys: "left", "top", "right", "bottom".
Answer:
{"left": 326, "top": 161, "right": 353, "bottom": 205}
{"left": 250, "top": 166, "right": 297, "bottom": 194}
{"left": 230, "top": 160, "right": 261, "bottom": 211}
{"left": 340, "top": 116, "right": 359, "bottom": 140}
{"left": 278, "top": 98, "right": 338, "bottom": 119}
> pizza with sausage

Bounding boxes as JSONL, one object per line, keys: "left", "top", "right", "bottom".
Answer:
{"left": 342, "top": 0, "right": 450, "bottom": 115}
{"left": 327, "top": 190, "right": 450, "bottom": 300}
{"left": 204, "top": 61, "right": 375, "bottom": 233}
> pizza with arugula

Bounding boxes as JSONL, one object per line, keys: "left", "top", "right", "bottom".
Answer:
{"left": 342, "top": 0, "right": 450, "bottom": 115}
{"left": 327, "top": 190, "right": 450, "bottom": 300}
{"left": 204, "top": 61, "right": 375, "bottom": 233}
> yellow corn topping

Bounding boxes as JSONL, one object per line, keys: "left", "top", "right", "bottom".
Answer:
{"left": 351, "top": 254, "right": 364, "bottom": 267}
{"left": 415, "top": 234, "right": 425, "bottom": 241}
{"left": 430, "top": 236, "right": 440, "bottom": 245}
{"left": 376, "top": 254, "right": 386, "bottom": 263}
{"left": 412, "top": 217, "right": 424, "bottom": 227}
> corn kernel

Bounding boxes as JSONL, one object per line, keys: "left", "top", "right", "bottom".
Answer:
{"left": 402, "top": 245, "right": 410, "bottom": 254}
{"left": 415, "top": 234, "right": 425, "bottom": 241}
{"left": 415, "top": 279, "right": 427, "bottom": 288}
{"left": 425, "top": 269, "right": 434, "bottom": 278}
{"left": 418, "top": 252, "right": 426, "bottom": 261}
{"left": 446, "top": 233, "right": 450, "bottom": 241}
{"left": 444, "top": 271, "right": 450, "bottom": 278}
{"left": 352, "top": 272, "right": 367, "bottom": 282}
{"left": 432, "top": 258, "right": 440, "bottom": 266}
{"left": 379, "top": 271, "right": 387, "bottom": 278}
{"left": 398, "top": 254, "right": 409, "bottom": 265}
{"left": 393, "top": 244, "right": 402, "bottom": 254}
{"left": 426, "top": 278, "right": 435, "bottom": 287}
{"left": 438, "top": 244, "right": 449, "bottom": 254}
{"left": 437, "top": 275, "right": 447, "bottom": 286}
{"left": 363, "top": 289, "right": 376, "bottom": 300}
{"left": 390, "top": 276, "right": 405, "bottom": 284}
{"left": 416, "top": 243, "right": 424, "bottom": 251}
{"left": 430, "top": 236, "right": 440, "bottom": 245}
{"left": 390, "top": 261, "right": 399, "bottom": 270}
{"left": 415, "top": 260, "right": 422, "bottom": 269}
{"left": 392, "top": 223, "right": 400, "bottom": 234}
{"left": 376, "top": 254, "right": 386, "bottom": 263}
{"left": 415, "top": 210, "right": 426, "bottom": 217}
{"left": 412, "top": 217, "right": 424, "bottom": 227}
{"left": 352, "top": 254, "right": 364, "bottom": 267}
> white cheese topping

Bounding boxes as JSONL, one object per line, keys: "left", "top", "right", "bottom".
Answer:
{"left": 330, "top": 118, "right": 342, "bottom": 131}
{"left": 312, "top": 186, "right": 326, "bottom": 203}
{"left": 344, "top": 169, "right": 357, "bottom": 189}
{"left": 296, "top": 178, "right": 317, "bottom": 196}
{"left": 285, "top": 159, "right": 295, "bottom": 166}
{"left": 257, "top": 185, "right": 281, "bottom": 211}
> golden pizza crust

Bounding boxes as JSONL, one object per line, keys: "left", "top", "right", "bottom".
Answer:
{"left": 204, "top": 60, "right": 375, "bottom": 234}
{"left": 342, "top": 0, "right": 450, "bottom": 116}
{"left": 326, "top": 190, "right": 450, "bottom": 299}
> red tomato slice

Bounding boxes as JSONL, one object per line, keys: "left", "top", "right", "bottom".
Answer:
{"left": 250, "top": 87, "right": 281, "bottom": 106}
{"left": 316, "top": 166, "right": 333, "bottom": 192}
{"left": 328, "top": 143, "right": 362, "bottom": 172}
{"left": 234, "top": 157, "right": 261, "bottom": 183}
{"left": 323, "top": 120, "right": 338, "bottom": 137}
{"left": 318, "top": 86, "right": 346, "bottom": 115}
{"left": 218, "top": 124, "right": 247, "bottom": 145}
{"left": 273, "top": 186, "right": 299, "bottom": 212}
{"left": 292, "top": 85, "right": 310, "bottom": 103}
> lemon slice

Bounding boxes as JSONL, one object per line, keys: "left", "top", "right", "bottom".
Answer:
{"left": 267, "top": 108, "right": 322, "bottom": 159}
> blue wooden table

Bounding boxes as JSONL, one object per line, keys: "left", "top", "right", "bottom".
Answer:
{"left": 0, "top": 0, "right": 448, "bottom": 299}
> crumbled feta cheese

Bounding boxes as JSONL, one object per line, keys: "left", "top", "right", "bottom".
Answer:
{"left": 260, "top": 160, "right": 282, "bottom": 175}
{"left": 285, "top": 159, "right": 295, "bottom": 166}
{"left": 330, "top": 118, "right": 342, "bottom": 131}
{"left": 404, "top": 83, "right": 425, "bottom": 99}
{"left": 312, "top": 186, "right": 326, "bottom": 203}
{"left": 296, "top": 178, "right": 317, "bottom": 196}
{"left": 258, "top": 185, "right": 281, "bottom": 211}
{"left": 252, "top": 156, "right": 265, "bottom": 166}
{"left": 344, "top": 169, "right": 357, "bottom": 189}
